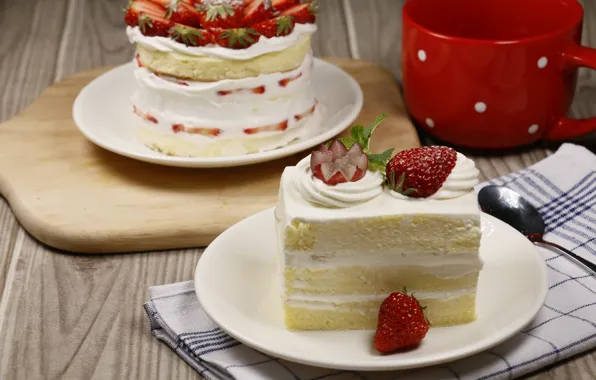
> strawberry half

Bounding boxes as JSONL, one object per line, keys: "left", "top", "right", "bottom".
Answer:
{"left": 279, "top": 1, "right": 317, "bottom": 24}
{"left": 252, "top": 15, "right": 295, "bottom": 38}
{"left": 374, "top": 292, "right": 430, "bottom": 353}
{"left": 195, "top": 0, "right": 244, "bottom": 29}
{"left": 151, "top": 0, "right": 202, "bottom": 27}
{"left": 168, "top": 24, "right": 213, "bottom": 46}
{"left": 242, "top": 0, "right": 275, "bottom": 26}
{"left": 310, "top": 140, "right": 368, "bottom": 186}
{"left": 125, "top": 0, "right": 173, "bottom": 37}
{"left": 385, "top": 146, "right": 457, "bottom": 198}
{"left": 271, "top": 0, "right": 299, "bottom": 12}
{"left": 213, "top": 27, "right": 260, "bottom": 49}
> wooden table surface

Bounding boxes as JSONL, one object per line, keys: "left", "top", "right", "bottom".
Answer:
{"left": 0, "top": 1, "right": 595, "bottom": 379}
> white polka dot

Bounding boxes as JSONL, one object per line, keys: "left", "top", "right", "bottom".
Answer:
{"left": 528, "top": 124, "right": 539, "bottom": 134}
{"left": 418, "top": 50, "right": 427, "bottom": 62}
{"left": 474, "top": 102, "right": 487, "bottom": 113}
{"left": 537, "top": 57, "right": 548, "bottom": 68}
{"left": 425, "top": 118, "right": 434, "bottom": 128}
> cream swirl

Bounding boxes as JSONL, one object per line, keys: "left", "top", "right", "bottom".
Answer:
{"left": 385, "top": 152, "right": 479, "bottom": 200}
{"left": 293, "top": 156, "right": 384, "bottom": 208}
{"left": 126, "top": 23, "right": 317, "bottom": 60}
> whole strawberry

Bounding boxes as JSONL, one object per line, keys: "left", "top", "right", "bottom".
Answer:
{"left": 385, "top": 146, "right": 457, "bottom": 198}
{"left": 374, "top": 292, "right": 430, "bottom": 353}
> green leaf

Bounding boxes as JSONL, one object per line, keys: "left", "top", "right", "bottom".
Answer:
{"left": 338, "top": 137, "right": 355, "bottom": 149}
{"left": 367, "top": 148, "right": 393, "bottom": 172}
{"left": 361, "top": 113, "right": 388, "bottom": 151}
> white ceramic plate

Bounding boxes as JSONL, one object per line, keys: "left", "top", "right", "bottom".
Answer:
{"left": 72, "top": 59, "right": 363, "bottom": 168}
{"left": 195, "top": 208, "right": 549, "bottom": 371}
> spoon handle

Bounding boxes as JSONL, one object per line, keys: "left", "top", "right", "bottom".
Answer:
{"left": 534, "top": 239, "right": 596, "bottom": 274}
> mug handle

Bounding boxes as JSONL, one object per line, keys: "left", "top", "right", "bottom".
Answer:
{"left": 545, "top": 44, "right": 596, "bottom": 140}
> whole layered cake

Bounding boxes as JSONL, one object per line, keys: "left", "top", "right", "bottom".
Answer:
{"left": 275, "top": 115, "right": 484, "bottom": 351}
{"left": 124, "top": 0, "right": 320, "bottom": 157}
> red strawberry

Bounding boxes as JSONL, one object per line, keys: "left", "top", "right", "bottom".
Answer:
{"left": 310, "top": 140, "right": 368, "bottom": 185}
{"left": 279, "top": 1, "right": 317, "bottom": 24}
{"left": 168, "top": 24, "right": 213, "bottom": 46}
{"left": 135, "top": 53, "right": 144, "bottom": 67}
{"left": 271, "top": 0, "right": 299, "bottom": 12}
{"left": 243, "top": 120, "right": 288, "bottom": 134}
{"left": 252, "top": 15, "right": 294, "bottom": 38}
{"left": 251, "top": 85, "right": 265, "bottom": 94}
{"left": 373, "top": 292, "right": 430, "bottom": 353}
{"left": 213, "top": 28, "right": 260, "bottom": 49}
{"left": 151, "top": 0, "right": 202, "bottom": 27}
{"left": 125, "top": 1, "right": 173, "bottom": 37}
{"left": 279, "top": 72, "right": 302, "bottom": 87}
{"left": 242, "top": 0, "right": 274, "bottom": 26}
{"left": 294, "top": 103, "right": 315, "bottom": 121}
{"left": 385, "top": 146, "right": 457, "bottom": 198}
{"left": 172, "top": 124, "right": 221, "bottom": 136}
{"left": 195, "top": 1, "right": 244, "bottom": 29}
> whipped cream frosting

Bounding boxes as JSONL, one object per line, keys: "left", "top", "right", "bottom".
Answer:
{"left": 131, "top": 52, "right": 316, "bottom": 132}
{"left": 293, "top": 156, "right": 384, "bottom": 208}
{"left": 126, "top": 23, "right": 317, "bottom": 60}
{"left": 386, "top": 152, "right": 480, "bottom": 200}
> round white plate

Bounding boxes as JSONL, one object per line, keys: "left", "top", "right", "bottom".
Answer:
{"left": 72, "top": 59, "right": 363, "bottom": 168}
{"left": 195, "top": 208, "right": 549, "bottom": 371}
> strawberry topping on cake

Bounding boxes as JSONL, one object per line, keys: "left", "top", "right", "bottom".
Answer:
{"left": 309, "top": 114, "right": 394, "bottom": 186}
{"left": 125, "top": 0, "right": 318, "bottom": 49}
{"left": 386, "top": 146, "right": 457, "bottom": 198}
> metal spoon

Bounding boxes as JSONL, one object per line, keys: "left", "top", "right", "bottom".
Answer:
{"left": 477, "top": 184, "right": 596, "bottom": 273}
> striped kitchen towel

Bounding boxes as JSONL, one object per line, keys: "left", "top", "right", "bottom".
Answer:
{"left": 143, "top": 142, "right": 596, "bottom": 380}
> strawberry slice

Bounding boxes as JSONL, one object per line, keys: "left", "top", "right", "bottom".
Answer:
{"left": 213, "top": 27, "right": 260, "bottom": 49}
{"left": 168, "top": 24, "right": 213, "bottom": 46}
{"left": 310, "top": 140, "right": 368, "bottom": 185}
{"left": 252, "top": 15, "right": 295, "bottom": 38}
{"left": 172, "top": 124, "right": 221, "bottom": 136}
{"left": 135, "top": 53, "right": 144, "bottom": 67}
{"left": 279, "top": 1, "right": 317, "bottom": 24}
{"left": 242, "top": 0, "right": 274, "bottom": 26}
{"left": 195, "top": 0, "right": 244, "bottom": 29}
{"left": 133, "top": 105, "right": 159, "bottom": 123}
{"left": 271, "top": 0, "right": 299, "bottom": 12}
{"left": 125, "top": 0, "right": 173, "bottom": 37}
{"left": 294, "top": 103, "right": 316, "bottom": 121}
{"left": 374, "top": 292, "right": 430, "bottom": 353}
{"left": 279, "top": 72, "right": 302, "bottom": 87}
{"left": 243, "top": 120, "right": 288, "bottom": 134}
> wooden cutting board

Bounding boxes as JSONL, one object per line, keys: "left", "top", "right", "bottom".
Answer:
{"left": 0, "top": 57, "right": 420, "bottom": 254}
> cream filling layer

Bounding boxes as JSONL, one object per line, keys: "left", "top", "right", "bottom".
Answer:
{"left": 284, "top": 287, "right": 477, "bottom": 309}
{"left": 126, "top": 23, "right": 318, "bottom": 60}
{"left": 284, "top": 251, "right": 483, "bottom": 269}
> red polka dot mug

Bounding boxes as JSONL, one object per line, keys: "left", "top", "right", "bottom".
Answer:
{"left": 402, "top": 0, "right": 596, "bottom": 149}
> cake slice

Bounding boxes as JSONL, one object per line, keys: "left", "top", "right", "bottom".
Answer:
{"left": 275, "top": 115, "right": 483, "bottom": 331}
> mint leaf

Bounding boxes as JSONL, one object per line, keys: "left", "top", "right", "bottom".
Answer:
{"left": 338, "top": 137, "right": 356, "bottom": 149}
{"left": 367, "top": 148, "right": 394, "bottom": 172}
{"left": 361, "top": 113, "right": 388, "bottom": 151}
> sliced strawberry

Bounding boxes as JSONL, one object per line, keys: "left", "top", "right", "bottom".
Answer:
{"left": 310, "top": 140, "right": 368, "bottom": 185}
{"left": 145, "top": 113, "right": 158, "bottom": 123}
{"left": 135, "top": 53, "right": 143, "bottom": 67}
{"left": 242, "top": 0, "right": 274, "bottom": 26}
{"left": 217, "top": 90, "right": 234, "bottom": 96}
{"left": 171, "top": 124, "right": 221, "bottom": 136}
{"left": 133, "top": 105, "right": 159, "bottom": 123}
{"left": 252, "top": 15, "right": 294, "bottom": 38}
{"left": 294, "top": 103, "right": 316, "bottom": 121}
{"left": 213, "top": 27, "right": 260, "bottom": 49}
{"left": 168, "top": 23, "right": 213, "bottom": 46}
{"left": 251, "top": 85, "right": 265, "bottom": 94}
{"left": 243, "top": 120, "right": 288, "bottom": 134}
{"left": 385, "top": 146, "right": 457, "bottom": 198}
{"left": 271, "top": 0, "right": 299, "bottom": 12}
{"left": 195, "top": 1, "right": 244, "bottom": 29}
{"left": 279, "top": 1, "right": 317, "bottom": 24}
{"left": 279, "top": 72, "right": 302, "bottom": 87}
{"left": 374, "top": 292, "right": 430, "bottom": 353}
{"left": 125, "top": 1, "right": 173, "bottom": 37}
{"left": 186, "top": 127, "right": 221, "bottom": 136}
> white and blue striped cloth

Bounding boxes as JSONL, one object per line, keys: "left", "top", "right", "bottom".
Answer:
{"left": 144, "top": 143, "right": 596, "bottom": 380}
